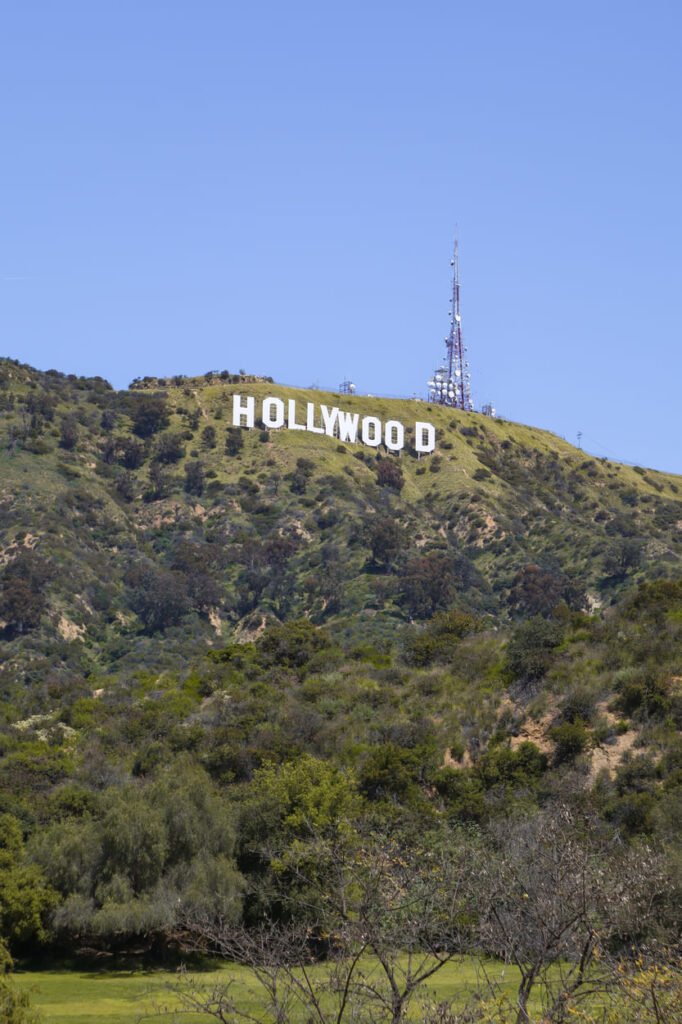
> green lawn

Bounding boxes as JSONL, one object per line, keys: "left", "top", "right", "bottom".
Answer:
{"left": 15, "top": 966, "right": 227, "bottom": 1024}
{"left": 14, "top": 959, "right": 532, "bottom": 1024}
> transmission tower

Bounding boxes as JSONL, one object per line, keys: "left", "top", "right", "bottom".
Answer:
{"left": 427, "top": 239, "right": 473, "bottom": 410}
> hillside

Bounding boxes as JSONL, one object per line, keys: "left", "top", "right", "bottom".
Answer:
{"left": 1, "top": 356, "right": 682, "bottom": 1022}
{"left": 2, "top": 356, "right": 681, "bottom": 696}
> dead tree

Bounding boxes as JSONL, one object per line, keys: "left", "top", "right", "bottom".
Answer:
{"left": 165, "top": 828, "right": 476, "bottom": 1024}
{"left": 474, "top": 805, "right": 669, "bottom": 1024}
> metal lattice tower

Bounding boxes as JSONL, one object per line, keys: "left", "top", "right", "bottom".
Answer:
{"left": 428, "top": 239, "right": 473, "bottom": 410}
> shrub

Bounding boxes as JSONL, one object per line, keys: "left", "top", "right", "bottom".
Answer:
{"left": 223, "top": 427, "right": 243, "bottom": 455}
{"left": 118, "top": 437, "right": 146, "bottom": 469}
{"left": 58, "top": 416, "right": 79, "bottom": 451}
{"left": 477, "top": 741, "right": 548, "bottom": 788}
{"left": 398, "top": 553, "right": 455, "bottom": 619}
{"left": 258, "top": 619, "right": 333, "bottom": 671}
{"left": 505, "top": 617, "right": 563, "bottom": 682}
{"left": 375, "top": 459, "right": 404, "bottom": 492}
{"left": 365, "top": 519, "right": 406, "bottom": 568}
{"left": 125, "top": 562, "right": 191, "bottom": 633}
{"left": 432, "top": 767, "right": 486, "bottom": 821}
{"left": 0, "top": 554, "right": 52, "bottom": 637}
{"left": 560, "top": 687, "right": 597, "bottom": 725}
{"left": 131, "top": 394, "right": 170, "bottom": 438}
{"left": 184, "top": 460, "right": 205, "bottom": 496}
{"left": 154, "top": 432, "right": 185, "bottom": 464}
{"left": 201, "top": 425, "right": 217, "bottom": 449}
{"left": 403, "top": 610, "right": 482, "bottom": 666}
{"left": 0, "top": 977, "right": 41, "bottom": 1024}
{"left": 550, "top": 721, "right": 589, "bottom": 764}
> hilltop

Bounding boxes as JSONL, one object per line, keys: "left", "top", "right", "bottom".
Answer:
{"left": 1, "top": 356, "right": 682, "bottom": 693}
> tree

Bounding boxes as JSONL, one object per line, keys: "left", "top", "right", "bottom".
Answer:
{"left": 0, "top": 814, "right": 56, "bottom": 953}
{"left": 30, "top": 767, "right": 243, "bottom": 954}
{"left": 475, "top": 806, "right": 670, "bottom": 1024}
{"left": 58, "top": 415, "right": 79, "bottom": 451}
{"left": 131, "top": 393, "right": 170, "bottom": 438}
{"left": 174, "top": 827, "right": 473, "bottom": 1024}
{"left": 375, "top": 458, "right": 404, "bottom": 492}
{"left": 153, "top": 431, "right": 185, "bottom": 464}
{"left": 145, "top": 462, "right": 174, "bottom": 501}
{"left": 604, "top": 539, "right": 644, "bottom": 579}
{"left": 201, "top": 425, "right": 217, "bottom": 449}
{"left": 125, "top": 562, "right": 191, "bottom": 633}
{"left": 118, "top": 436, "right": 146, "bottom": 469}
{"left": 114, "top": 470, "right": 135, "bottom": 502}
{"left": 184, "top": 460, "right": 205, "bottom": 496}
{"left": 508, "top": 565, "right": 586, "bottom": 618}
{"left": 365, "top": 519, "right": 406, "bottom": 569}
{"left": 0, "top": 578, "right": 45, "bottom": 637}
{"left": 170, "top": 540, "right": 222, "bottom": 612}
{"left": 0, "top": 553, "right": 51, "bottom": 637}
{"left": 505, "top": 617, "right": 563, "bottom": 683}
{"left": 225, "top": 427, "right": 244, "bottom": 456}
{"left": 398, "top": 553, "right": 455, "bottom": 619}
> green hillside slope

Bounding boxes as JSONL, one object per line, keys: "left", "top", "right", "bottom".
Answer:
{"left": 1, "top": 357, "right": 681, "bottom": 692}
{"left": 1, "top": 359, "right": 682, "bottom": 1007}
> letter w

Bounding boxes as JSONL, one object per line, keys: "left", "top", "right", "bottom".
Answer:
{"left": 337, "top": 410, "right": 359, "bottom": 443}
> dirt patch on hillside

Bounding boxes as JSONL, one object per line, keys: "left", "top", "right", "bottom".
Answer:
{"left": 498, "top": 695, "right": 558, "bottom": 756}
{"left": 443, "top": 747, "right": 473, "bottom": 769}
{"left": 0, "top": 532, "right": 41, "bottom": 566}
{"left": 235, "top": 615, "right": 268, "bottom": 643}
{"left": 589, "top": 730, "right": 638, "bottom": 780}
{"left": 474, "top": 513, "right": 501, "bottom": 547}
{"left": 510, "top": 713, "right": 556, "bottom": 756}
{"left": 587, "top": 700, "right": 640, "bottom": 780}
{"left": 57, "top": 616, "right": 86, "bottom": 642}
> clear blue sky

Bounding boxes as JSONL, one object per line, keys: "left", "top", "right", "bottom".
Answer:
{"left": 2, "top": 2, "right": 681, "bottom": 471}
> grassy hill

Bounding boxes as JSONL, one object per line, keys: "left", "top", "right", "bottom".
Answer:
{"left": 2, "top": 356, "right": 681, "bottom": 695}
{"left": 1, "top": 359, "right": 682, "bottom": 1021}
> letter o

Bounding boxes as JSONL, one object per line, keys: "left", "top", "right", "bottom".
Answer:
{"left": 361, "top": 416, "right": 382, "bottom": 447}
{"left": 384, "top": 420, "right": 404, "bottom": 452}
{"left": 262, "top": 397, "right": 285, "bottom": 429}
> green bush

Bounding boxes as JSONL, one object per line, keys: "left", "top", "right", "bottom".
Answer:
{"left": 505, "top": 617, "right": 563, "bottom": 682}
{"left": 550, "top": 721, "right": 589, "bottom": 764}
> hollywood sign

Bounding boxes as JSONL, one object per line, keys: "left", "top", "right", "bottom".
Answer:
{"left": 232, "top": 395, "right": 436, "bottom": 454}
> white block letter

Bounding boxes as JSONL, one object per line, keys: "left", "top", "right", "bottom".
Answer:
{"left": 306, "top": 402, "right": 324, "bottom": 434}
{"left": 321, "top": 405, "right": 339, "bottom": 437}
{"left": 361, "top": 416, "right": 382, "bottom": 447}
{"left": 337, "top": 409, "right": 360, "bottom": 443}
{"left": 287, "top": 399, "right": 305, "bottom": 430}
{"left": 233, "top": 395, "right": 255, "bottom": 428}
{"left": 415, "top": 421, "right": 436, "bottom": 453}
{"left": 384, "top": 420, "right": 405, "bottom": 452}
{"left": 262, "top": 397, "right": 285, "bottom": 429}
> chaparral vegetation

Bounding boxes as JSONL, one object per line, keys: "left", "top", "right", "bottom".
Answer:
{"left": 0, "top": 359, "right": 681, "bottom": 1022}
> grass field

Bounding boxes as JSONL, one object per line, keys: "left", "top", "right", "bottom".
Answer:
{"left": 14, "top": 959, "right": 537, "bottom": 1024}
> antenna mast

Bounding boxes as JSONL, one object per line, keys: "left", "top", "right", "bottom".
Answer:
{"left": 428, "top": 239, "right": 473, "bottom": 410}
